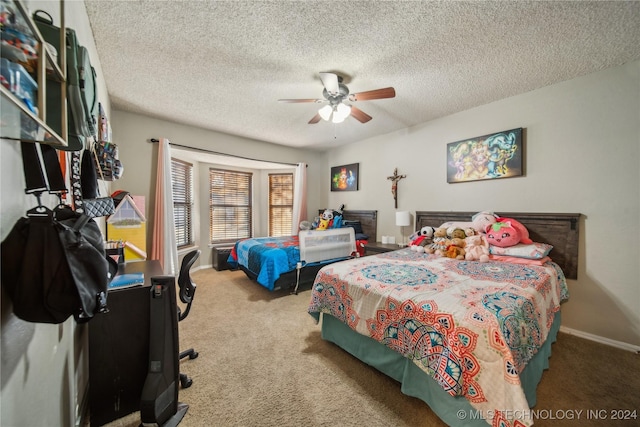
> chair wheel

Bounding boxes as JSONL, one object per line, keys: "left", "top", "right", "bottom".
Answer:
{"left": 189, "top": 351, "right": 199, "bottom": 360}
{"left": 180, "top": 375, "right": 193, "bottom": 389}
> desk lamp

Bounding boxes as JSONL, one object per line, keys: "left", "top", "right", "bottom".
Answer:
{"left": 395, "top": 211, "right": 411, "bottom": 247}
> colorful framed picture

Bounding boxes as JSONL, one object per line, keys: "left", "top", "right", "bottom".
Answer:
{"left": 330, "top": 163, "right": 359, "bottom": 191}
{"left": 446, "top": 127, "right": 524, "bottom": 183}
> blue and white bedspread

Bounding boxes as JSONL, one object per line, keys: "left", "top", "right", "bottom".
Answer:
{"left": 308, "top": 248, "right": 569, "bottom": 427}
{"left": 228, "top": 235, "right": 300, "bottom": 291}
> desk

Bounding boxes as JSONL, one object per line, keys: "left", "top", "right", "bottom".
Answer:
{"left": 88, "top": 260, "right": 164, "bottom": 426}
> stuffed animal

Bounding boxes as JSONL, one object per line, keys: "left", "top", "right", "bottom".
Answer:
{"left": 485, "top": 221, "right": 523, "bottom": 247}
{"left": 299, "top": 221, "right": 312, "bottom": 230}
{"left": 471, "top": 211, "right": 498, "bottom": 234}
{"left": 410, "top": 226, "right": 435, "bottom": 252}
{"left": 409, "top": 226, "right": 435, "bottom": 246}
{"left": 446, "top": 227, "right": 467, "bottom": 240}
{"left": 408, "top": 230, "right": 421, "bottom": 244}
{"left": 427, "top": 227, "right": 448, "bottom": 254}
{"left": 440, "top": 211, "right": 497, "bottom": 235}
{"left": 316, "top": 209, "right": 333, "bottom": 230}
{"left": 437, "top": 237, "right": 466, "bottom": 260}
{"left": 495, "top": 216, "right": 532, "bottom": 244}
{"left": 464, "top": 234, "right": 490, "bottom": 262}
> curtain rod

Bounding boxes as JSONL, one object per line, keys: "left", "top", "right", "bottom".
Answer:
{"left": 149, "top": 138, "right": 300, "bottom": 167}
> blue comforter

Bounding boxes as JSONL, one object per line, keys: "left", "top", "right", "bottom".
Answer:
{"left": 227, "top": 236, "right": 300, "bottom": 291}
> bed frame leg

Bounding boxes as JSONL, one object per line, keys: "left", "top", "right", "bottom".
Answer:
{"left": 291, "top": 262, "right": 302, "bottom": 295}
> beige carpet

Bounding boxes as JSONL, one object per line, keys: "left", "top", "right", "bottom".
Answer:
{"left": 106, "top": 268, "right": 640, "bottom": 427}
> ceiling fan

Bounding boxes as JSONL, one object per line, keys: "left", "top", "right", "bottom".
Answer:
{"left": 278, "top": 72, "right": 396, "bottom": 124}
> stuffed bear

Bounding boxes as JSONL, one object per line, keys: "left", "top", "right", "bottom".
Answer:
{"left": 485, "top": 221, "right": 523, "bottom": 247}
{"left": 464, "top": 234, "right": 490, "bottom": 262}
{"left": 437, "top": 237, "right": 466, "bottom": 260}
{"left": 446, "top": 227, "right": 467, "bottom": 240}
{"left": 427, "top": 227, "right": 448, "bottom": 254}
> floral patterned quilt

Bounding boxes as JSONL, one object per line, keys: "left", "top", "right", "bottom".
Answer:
{"left": 308, "top": 248, "right": 568, "bottom": 427}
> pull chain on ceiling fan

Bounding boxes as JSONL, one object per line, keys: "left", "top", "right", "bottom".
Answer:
{"left": 278, "top": 72, "right": 396, "bottom": 124}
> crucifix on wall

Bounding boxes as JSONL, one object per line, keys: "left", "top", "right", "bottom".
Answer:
{"left": 386, "top": 167, "right": 406, "bottom": 208}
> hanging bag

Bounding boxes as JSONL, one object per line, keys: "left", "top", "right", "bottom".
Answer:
{"left": 76, "top": 144, "right": 115, "bottom": 218}
{"left": 1, "top": 143, "right": 114, "bottom": 323}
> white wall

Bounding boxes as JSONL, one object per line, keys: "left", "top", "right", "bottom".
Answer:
{"left": 326, "top": 61, "right": 640, "bottom": 348}
{"left": 1, "top": 1, "right": 111, "bottom": 426}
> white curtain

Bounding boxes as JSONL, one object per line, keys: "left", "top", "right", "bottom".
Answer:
{"left": 150, "top": 137, "right": 179, "bottom": 275}
{"left": 291, "top": 162, "right": 308, "bottom": 234}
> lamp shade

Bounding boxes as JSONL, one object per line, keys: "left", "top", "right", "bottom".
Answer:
{"left": 332, "top": 103, "right": 352, "bottom": 123}
{"left": 318, "top": 105, "right": 333, "bottom": 121}
{"left": 396, "top": 211, "right": 410, "bottom": 227}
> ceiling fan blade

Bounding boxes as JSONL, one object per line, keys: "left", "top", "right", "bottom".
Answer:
{"left": 319, "top": 72, "right": 339, "bottom": 95}
{"left": 308, "top": 113, "right": 322, "bottom": 124}
{"left": 350, "top": 106, "right": 372, "bottom": 123}
{"left": 278, "top": 98, "right": 323, "bottom": 103}
{"left": 349, "top": 87, "right": 396, "bottom": 102}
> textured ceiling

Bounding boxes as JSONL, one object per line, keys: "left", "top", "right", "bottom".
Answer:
{"left": 84, "top": 1, "right": 640, "bottom": 151}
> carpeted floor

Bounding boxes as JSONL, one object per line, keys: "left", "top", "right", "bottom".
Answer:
{"left": 105, "top": 268, "right": 640, "bottom": 427}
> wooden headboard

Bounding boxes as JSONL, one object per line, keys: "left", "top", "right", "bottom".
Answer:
{"left": 415, "top": 211, "right": 580, "bottom": 280}
{"left": 318, "top": 209, "right": 378, "bottom": 243}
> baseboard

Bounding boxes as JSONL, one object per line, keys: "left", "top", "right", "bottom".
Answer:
{"left": 559, "top": 326, "right": 640, "bottom": 353}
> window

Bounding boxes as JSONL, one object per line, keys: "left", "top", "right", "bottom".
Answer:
{"left": 269, "top": 173, "right": 293, "bottom": 237}
{"left": 209, "top": 168, "right": 252, "bottom": 243}
{"left": 171, "top": 158, "right": 194, "bottom": 248}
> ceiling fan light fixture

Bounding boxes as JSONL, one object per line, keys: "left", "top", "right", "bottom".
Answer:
{"left": 331, "top": 103, "right": 351, "bottom": 123}
{"left": 318, "top": 105, "right": 333, "bottom": 121}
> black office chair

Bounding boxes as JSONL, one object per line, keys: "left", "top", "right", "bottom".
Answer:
{"left": 177, "top": 249, "right": 200, "bottom": 388}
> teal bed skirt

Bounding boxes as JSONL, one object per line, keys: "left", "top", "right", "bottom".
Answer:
{"left": 321, "top": 312, "right": 561, "bottom": 427}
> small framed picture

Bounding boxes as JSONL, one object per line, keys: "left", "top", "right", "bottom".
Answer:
{"left": 330, "top": 163, "right": 359, "bottom": 191}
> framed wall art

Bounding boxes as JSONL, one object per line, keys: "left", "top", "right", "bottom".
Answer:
{"left": 330, "top": 163, "right": 359, "bottom": 191}
{"left": 446, "top": 127, "right": 524, "bottom": 183}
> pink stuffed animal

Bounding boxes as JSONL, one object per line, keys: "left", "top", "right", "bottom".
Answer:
{"left": 485, "top": 221, "right": 527, "bottom": 247}
{"left": 471, "top": 211, "right": 498, "bottom": 234}
{"left": 495, "top": 217, "right": 532, "bottom": 244}
{"left": 440, "top": 211, "right": 497, "bottom": 235}
{"left": 464, "top": 234, "right": 490, "bottom": 262}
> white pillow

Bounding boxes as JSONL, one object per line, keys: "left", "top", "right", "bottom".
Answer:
{"left": 489, "top": 242, "right": 553, "bottom": 259}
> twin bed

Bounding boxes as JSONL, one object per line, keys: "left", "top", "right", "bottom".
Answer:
{"left": 308, "top": 211, "right": 580, "bottom": 427}
{"left": 227, "top": 210, "right": 378, "bottom": 292}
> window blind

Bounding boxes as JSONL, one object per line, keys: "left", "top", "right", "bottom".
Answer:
{"left": 209, "top": 168, "right": 252, "bottom": 243}
{"left": 268, "top": 173, "right": 293, "bottom": 237}
{"left": 171, "top": 158, "right": 193, "bottom": 248}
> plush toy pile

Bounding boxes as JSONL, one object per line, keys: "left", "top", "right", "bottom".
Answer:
{"left": 408, "top": 211, "right": 535, "bottom": 263}
{"left": 310, "top": 205, "right": 345, "bottom": 230}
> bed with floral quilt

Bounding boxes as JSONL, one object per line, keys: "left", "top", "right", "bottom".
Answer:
{"left": 308, "top": 211, "right": 580, "bottom": 427}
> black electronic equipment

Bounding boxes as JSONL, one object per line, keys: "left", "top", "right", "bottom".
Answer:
{"left": 139, "top": 276, "right": 188, "bottom": 426}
